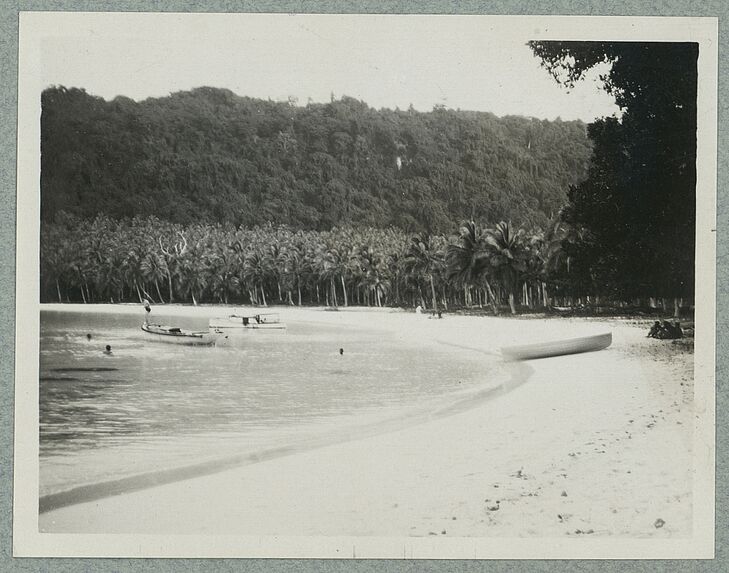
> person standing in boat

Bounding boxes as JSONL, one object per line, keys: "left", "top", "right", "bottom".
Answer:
{"left": 143, "top": 299, "right": 151, "bottom": 324}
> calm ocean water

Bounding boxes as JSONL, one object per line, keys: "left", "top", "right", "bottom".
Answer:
{"left": 39, "top": 310, "right": 502, "bottom": 497}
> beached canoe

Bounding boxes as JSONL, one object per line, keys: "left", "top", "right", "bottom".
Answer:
{"left": 208, "top": 312, "right": 287, "bottom": 331}
{"left": 141, "top": 323, "right": 222, "bottom": 346}
{"left": 500, "top": 332, "right": 612, "bottom": 361}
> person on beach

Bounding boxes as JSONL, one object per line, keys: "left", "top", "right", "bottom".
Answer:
{"left": 657, "top": 320, "right": 677, "bottom": 339}
{"left": 415, "top": 305, "right": 423, "bottom": 314}
{"left": 647, "top": 321, "right": 661, "bottom": 338}
{"left": 103, "top": 345, "right": 112, "bottom": 355}
{"left": 143, "top": 299, "right": 151, "bottom": 324}
{"left": 673, "top": 322, "right": 684, "bottom": 339}
{"left": 86, "top": 333, "right": 92, "bottom": 341}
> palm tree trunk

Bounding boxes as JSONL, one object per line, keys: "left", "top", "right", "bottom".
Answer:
{"left": 80, "top": 285, "right": 86, "bottom": 303}
{"left": 673, "top": 297, "right": 681, "bottom": 318}
{"left": 341, "top": 275, "right": 348, "bottom": 306}
{"left": 166, "top": 271, "right": 174, "bottom": 302}
{"left": 508, "top": 291, "right": 517, "bottom": 315}
{"left": 155, "top": 280, "right": 165, "bottom": 304}
{"left": 429, "top": 274, "right": 438, "bottom": 312}
{"left": 297, "top": 275, "right": 302, "bottom": 306}
{"left": 141, "top": 286, "right": 156, "bottom": 303}
{"left": 135, "top": 281, "right": 143, "bottom": 303}
{"left": 260, "top": 284, "right": 267, "bottom": 306}
{"left": 484, "top": 280, "right": 498, "bottom": 315}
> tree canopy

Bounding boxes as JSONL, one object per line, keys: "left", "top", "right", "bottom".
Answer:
{"left": 529, "top": 41, "right": 698, "bottom": 302}
{"left": 41, "top": 86, "right": 593, "bottom": 233}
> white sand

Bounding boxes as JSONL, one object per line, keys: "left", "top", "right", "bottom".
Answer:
{"left": 38, "top": 305, "right": 694, "bottom": 538}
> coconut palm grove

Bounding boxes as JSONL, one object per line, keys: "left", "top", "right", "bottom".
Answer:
{"left": 39, "top": 42, "right": 697, "bottom": 316}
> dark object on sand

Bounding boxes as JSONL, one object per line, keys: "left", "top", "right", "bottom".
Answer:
{"left": 103, "top": 345, "right": 112, "bottom": 355}
{"left": 339, "top": 348, "right": 344, "bottom": 355}
{"left": 86, "top": 333, "right": 92, "bottom": 340}
{"left": 501, "top": 332, "right": 612, "bottom": 361}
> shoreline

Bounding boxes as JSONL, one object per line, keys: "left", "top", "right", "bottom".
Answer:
{"left": 37, "top": 304, "right": 694, "bottom": 538}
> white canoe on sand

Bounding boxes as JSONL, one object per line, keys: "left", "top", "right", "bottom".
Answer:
{"left": 501, "top": 332, "right": 612, "bottom": 361}
{"left": 141, "top": 323, "right": 223, "bottom": 346}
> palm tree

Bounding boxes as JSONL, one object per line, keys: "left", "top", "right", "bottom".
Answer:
{"left": 208, "top": 243, "right": 241, "bottom": 304}
{"left": 157, "top": 227, "right": 188, "bottom": 303}
{"left": 40, "top": 225, "right": 74, "bottom": 302}
{"left": 485, "top": 221, "right": 529, "bottom": 315}
{"left": 445, "top": 221, "right": 498, "bottom": 313}
{"left": 355, "top": 244, "right": 389, "bottom": 306}
{"left": 243, "top": 251, "right": 271, "bottom": 306}
{"left": 141, "top": 251, "right": 169, "bottom": 303}
{"left": 404, "top": 233, "right": 444, "bottom": 312}
{"left": 317, "top": 244, "right": 347, "bottom": 307}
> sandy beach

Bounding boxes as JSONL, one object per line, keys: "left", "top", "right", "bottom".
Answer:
{"left": 34, "top": 304, "right": 697, "bottom": 543}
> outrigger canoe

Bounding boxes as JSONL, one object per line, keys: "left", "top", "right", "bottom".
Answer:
{"left": 501, "top": 332, "right": 612, "bottom": 361}
{"left": 208, "top": 312, "right": 287, "bottom": 331}
{"left": 141, "top": 323, "right": 223, "bottom": 346}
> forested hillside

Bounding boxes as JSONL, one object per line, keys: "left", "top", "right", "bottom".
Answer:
{"left": 41, "top": 86, "right": 592, "bottom": 232}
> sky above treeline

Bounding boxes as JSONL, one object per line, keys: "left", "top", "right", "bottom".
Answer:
{"left": 36, "top": 13, "right": 620, "bottom": 122}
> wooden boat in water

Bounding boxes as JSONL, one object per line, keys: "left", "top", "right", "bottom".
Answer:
{"left": 141, "top": 323, "right": 223, "bottom": 346}
{"left": 501, "top": 332, "right": 612, "bottom": 361}
{"left": 208, "top": 312, "right": 287, "bottom": 331}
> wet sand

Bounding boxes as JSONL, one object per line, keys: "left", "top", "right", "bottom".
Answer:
{"left": 37, "top": 305, "right": 696, "bottom": 542}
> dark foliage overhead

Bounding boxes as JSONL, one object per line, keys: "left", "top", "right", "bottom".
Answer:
{"left": 41, "top": 86, "right": 592, "bottom": 233}
{"left": 529, "top": 41, "right": 698, "bottom": 300}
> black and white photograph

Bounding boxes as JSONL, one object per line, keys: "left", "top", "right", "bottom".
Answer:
{"left": 13, "top": 12, "right": 716, "bottom": 559}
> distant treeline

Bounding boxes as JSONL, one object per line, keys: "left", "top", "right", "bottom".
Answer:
{"left": 41, "top": 86, "right": 592, "bottom": 233}
{"left": 42, "top": 214, "right": 594, "bottom": 314}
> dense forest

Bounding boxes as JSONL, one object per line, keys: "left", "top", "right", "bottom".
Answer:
{"left": 40, "top": 41, "right": 698, "bottom": 314}
{"left": 41, "top": 86, "right": 592, "bottom": 232}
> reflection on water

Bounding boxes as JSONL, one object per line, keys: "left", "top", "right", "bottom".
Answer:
{"left": 39, "top": 310, "right": 500, "bottom": 497}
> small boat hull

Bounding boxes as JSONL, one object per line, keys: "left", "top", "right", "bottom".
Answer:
{"left": 209, "top": 313, "right": 287, "bottom": 331}
{"left": 501, "top": 332, "right": 612, "bottom": 361}
{"left": 141, "top": 323, "right": 220, "bottom": 346}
